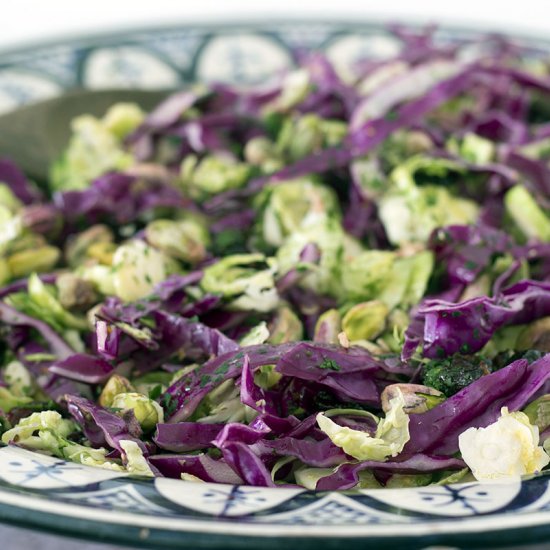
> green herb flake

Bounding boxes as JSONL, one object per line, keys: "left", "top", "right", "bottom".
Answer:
{"left": 215, "top": 362, "right": 230, "bottom": 376}
{"left": 161, "top": 394, "right": 178, "bottom": 416}
{"left": 319, "top": 358, "right": 341, "bottom": 371}
{"left": 148, "top": 384, "right": 163, "bottom": 400}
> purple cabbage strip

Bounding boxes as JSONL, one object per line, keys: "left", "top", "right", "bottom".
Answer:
{"left": 0, "top": 274, "right": 57, "bottom": 300}
{"left": 316, "top": 455, "right": 467, "bottom": 491}
{"left": 213, "top": 421, "right": 271, "bottom": 448}
{"left": 468, "top": 110, "right": 528, "bottom": 144}
{"left": 218, "top": 441, "right": 276, "bottom": 487}
{"left": 240, "top": 354, "right": 277, "bottom": 415}
{"left": 163, "top": 344, "right": 295, "bottom": 423}
{"left": 98, "top": 271, "right": 204, "bottom": 327}
{"left": 343, "top": 174, "right": 389, "bottom": 247}
{"left": 429, "top": 224, "right": 512, "bottom": 288}
{"left": 143, "top": 91, "right": 200, "bottom": 130}
{"left": 403, "top": 280, "right": 550, "bottom": 360}
{"left": 63, "top": 395, "right": 159, "bottom": 475}
{"left": 505, "top": 151, "right": 550, "bottom": 199}
{"left": 48, "top": 353, "right": 114, "bottom": 384}
{"left": 253, "top": 413, "right": 300, "bottom": 435}
{"left": 154, "top": 422, "right": 224, "bottom": 452}
{"left": 211, "top": 210, "right": 256, "bottom": 233}
{"left": 95, "top": 320, "right": 121, "bottom": 361}
{"left": 275, "top": 342, "right": 390, "bottom": 406}
{"left": 163, "top": 341, "right": 408, "bottom": 423}
{"left": 0, "top": 301, "right": 74, "bottom": 359}
{"left": 405, "top": 354, "right": 550, "bottom": 456}
{"left": 97, "top": 308, "right": 239, "bottom": 373}
{"left": 483, "top": 64, "right": 550, "bottom": 95}
{"left": 0, "top": 158, "right": 42, "bottom": 204}
{"left": 20, "top": 204, "right": 61, "bottom": 236}
{"left": 55, "top": 172, "right": 189, "bottom": 225}
{"left": 149, "top": 453, "right": 244, "bottom": 484}
{"left": 150, "top": 311, "right": 239, "bottom": 361}
{"left": 127, "top": 90, "right": 201, "bottom": 161}
{"left": 17, "top": 342, "right": 88, "bottom": 402}
{"left": 261, "top": 436, "right": 347, "bottom": 468}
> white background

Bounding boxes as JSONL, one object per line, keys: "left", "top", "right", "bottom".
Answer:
{"left": 1, "top": 0, "right": 550, "bottom": 51}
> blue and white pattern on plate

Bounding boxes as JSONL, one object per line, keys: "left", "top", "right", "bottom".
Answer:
{"left": 0, "top": 446, "right": 124, "bottom": 489}
{"left": 1, "top": 444, "right": 550, "bottom": 548}
{"left": 1, "top": 20, "right": 550, "bottom": 549}
{"left": 0, "top": 21, "right": 547, "bottom": 115}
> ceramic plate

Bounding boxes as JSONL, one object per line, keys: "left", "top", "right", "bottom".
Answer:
{"left": 1, "top": 20, "right": 550, "bottom": 549}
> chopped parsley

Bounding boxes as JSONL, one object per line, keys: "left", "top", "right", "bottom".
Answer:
{"left": 319, "top": 358, "right": 341, "bottom": 371}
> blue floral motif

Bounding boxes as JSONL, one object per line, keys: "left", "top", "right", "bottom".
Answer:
{"left": 56, "top": 484, "right": 173, "bottom": 516}
{"left": 278, "top": 499, "right": 383, "bottom": 525}
{"left": 0, "top": 82, "right": 36, "bottom": 105}
{"left": 147, "top": 31, "right": 205, "bottom": 73}
{"left": 19, "top": 46, "right": 81, "bottom": 86}
{"left": 256, "top": 494, "right": 408, "bottom": 526}
{"left": 417, "top": 483, "right": 493, "bottom": 514}
{"left": 201, "top": 486, "right": 268, "bottom": 516}
{"left": 5, "top": 458, "right": 82, "bottom": 487}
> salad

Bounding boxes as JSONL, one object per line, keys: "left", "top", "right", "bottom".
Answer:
{"left": 1, "top": 27, "right": 550, "bottom": 490}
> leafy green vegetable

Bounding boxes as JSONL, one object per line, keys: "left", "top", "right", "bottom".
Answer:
{"left": 256, "top": 178, "right": 340, "bottom": 248}
{"left": 422, "top": 354, "right": 495, "bottom": 396}
{"left": 317, "top": 388, "right": 410, "bottom": 461}
{"left": 50, "top": 103, "right": 143, "bottom": 191}
{"left": 201, "top": 253, "right": 279, "bottom": 312}
{"left": 505, "top": 185, "right": 550, "bottom": 242}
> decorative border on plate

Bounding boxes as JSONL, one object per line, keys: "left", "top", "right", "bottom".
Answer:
{"left": 0, "top": 20, "right": 548, "bottom": 113}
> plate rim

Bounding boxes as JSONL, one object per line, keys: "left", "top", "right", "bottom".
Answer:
{"left": 0, "top": 17, "right": 549, "bottom": 63}
{"left": 2, "top": 489, "right": 550, "bottom": 550}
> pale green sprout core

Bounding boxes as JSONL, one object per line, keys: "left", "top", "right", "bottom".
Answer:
{"left": 317, "top": 388, "right": 410, "bottom": 461}
{"left": 264, "top": 69, "right": 312, "bottom": 113}
{"left": 4, "top": 360, "right": 34, "bottom": 397}
{"left": 119, "top": 440, "right": 155, "bottom": 477}
{"left": 342, "top": 301, "right": 389, "bottom": 342}
{"left": 268, "top": 306, "right": 303, "bottom": 344}
{"left": 201, "top": 253, "right": 279, "bottom": 312}
{"left": 145, "top": 215, "right": 210, "bottom": 264}
{"left": 341, "top": 250, "right": 433, "bottom": 310}
{"left": 276, "top": 218, "right": 345, "bottom": 297}
{"left": 505, "top": 185, "right": 550, "bottom": 242}
{"left": 180, "top": 154, "right": 251, "bottom": 198}
{"left": 111, "top": 240, "right": 173, "bottom": 302}
{"left": 51, "top": 102, "right": 144, "bottom": 191}
{"left": 27, "top": 273, "right": 88, "bottom": 331}
{"left": 240, "top": 322, "right": 270, "bottom": 346}
{"left": 257, "top": 178, "right": 340, "bottom": 248}
{"left": 196, "top": 379, "right": 256, "bottom": 424}
{"left": 380, "top": 186, "right": 479, "bottom": 246}
{"left": 111, "top": 392, "right": 164, "bottom": 431}
{"left": 1, "top": 411, "right": 155, "bottom": 475}
{"left": 0, "top": 206, "right": 22, "bottom": 256}
{"left": 0, "top": 184, "right": 22, "bottom": 213}
{"left": 277, "top": 113, "right": 347, "bottom": 161}
{"left": 378, "top": 156, "right": 479, "bottom": 245}
{"left": 447, "top": 132, "right": 495, "bottom": 164}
